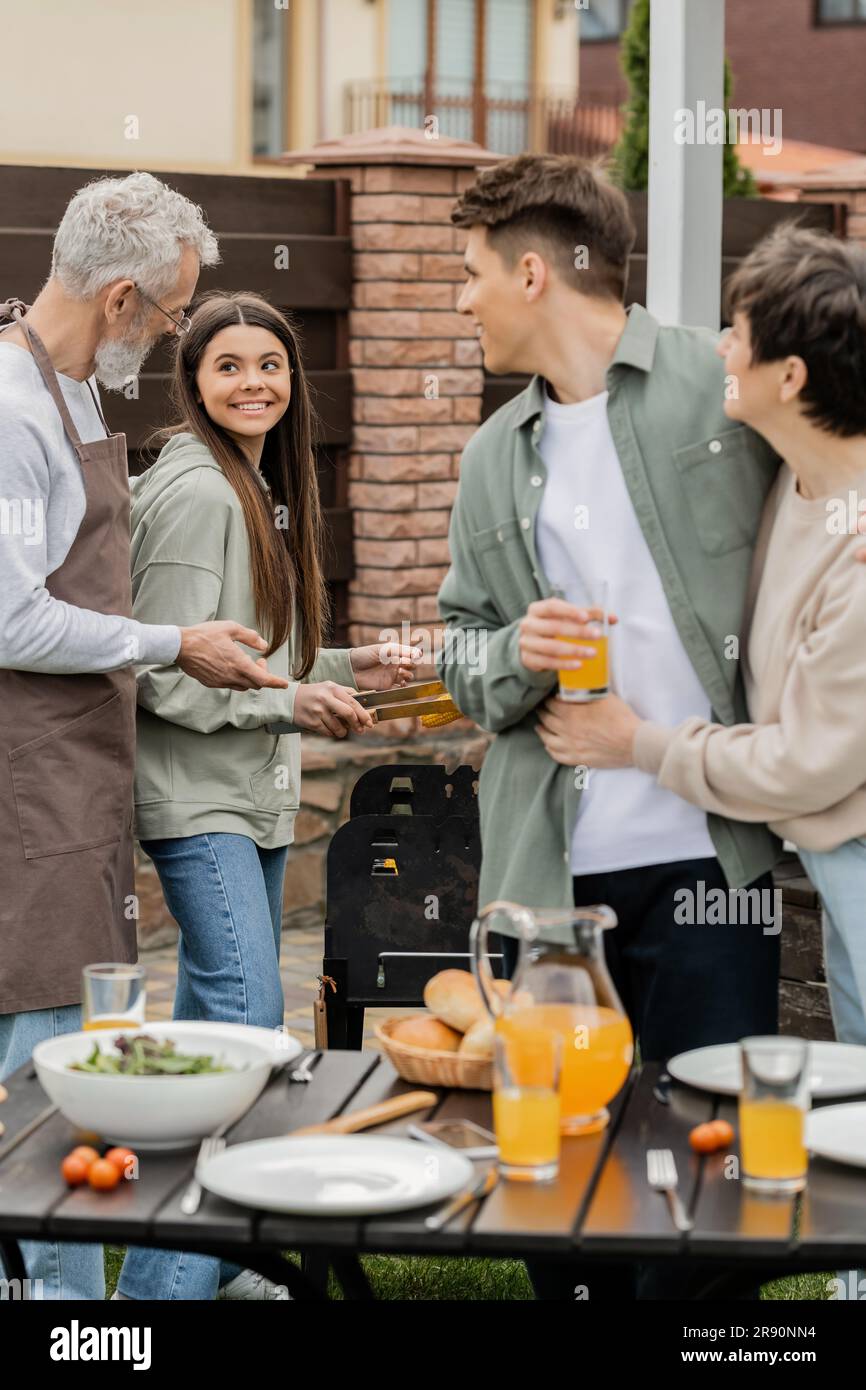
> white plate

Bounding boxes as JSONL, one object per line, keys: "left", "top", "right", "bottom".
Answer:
{"left": 199, "top": 1134, "right": 475, "bottom": 1217}
{"left": 806, "top": 1103, "right": 866, "bottom": 1168}
{"left": 668, "top": 1041, "right": 866, "bottom": 1099}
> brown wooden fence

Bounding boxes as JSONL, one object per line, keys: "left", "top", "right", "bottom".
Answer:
{"left": 0, "top": 164, "right": 354, "bottom": 642}
{"left": 483, "top": 192, "right": 846, "bottom": 420}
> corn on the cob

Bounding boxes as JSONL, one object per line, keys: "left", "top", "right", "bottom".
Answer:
{"left": 420, "top": 708, "right": 463, "bottom": 728}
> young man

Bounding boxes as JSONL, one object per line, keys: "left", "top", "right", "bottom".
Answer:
{"left": 436, "top": 154, "right": 781, "bottom": 1300}
{"left": 537, "top": 224, "right": 866, "bottom": 1053}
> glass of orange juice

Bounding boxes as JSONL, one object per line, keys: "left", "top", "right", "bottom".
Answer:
{"left": 738, "top": 1036, "right": 810, "bottom": 1196}
{"left": 492, "top": 1028, "right": 562, "bottom": 1182}
{"left": 554, "top": 580, "right": 610, "bottom": 702}
{"left": 82, "top": 963, "right": 146, "bottom": 1032}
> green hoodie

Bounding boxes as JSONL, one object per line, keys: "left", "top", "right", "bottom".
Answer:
{"left": 129, "top": 432, "right": 355, "bottom": 847}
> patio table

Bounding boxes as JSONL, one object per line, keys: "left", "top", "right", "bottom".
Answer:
{"left": 1, "top": 1049, "right": 865, "bottom": 1301}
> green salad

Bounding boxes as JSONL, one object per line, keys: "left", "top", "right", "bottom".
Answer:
{"left": 70, "top": 1033, "right": 236, "bottom": 1076}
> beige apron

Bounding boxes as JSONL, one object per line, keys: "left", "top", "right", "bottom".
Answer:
{"left": 0, "top": 300, "right": 137, "bottom": 1014}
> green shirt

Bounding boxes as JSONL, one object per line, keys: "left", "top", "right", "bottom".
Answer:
{"left": 437, "top": 304, "right": 783, "bottom": 910}
{"left": 130, "top": 433, "right": 355, "bottom": 848}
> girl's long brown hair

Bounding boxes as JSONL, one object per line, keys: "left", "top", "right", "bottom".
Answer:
{"left": 162, "top": 291, "right": 328, "bottom": 677}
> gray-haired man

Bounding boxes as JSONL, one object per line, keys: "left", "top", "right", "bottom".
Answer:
{"left": 0, "top": 171, "right": 288, "bottom": 1299}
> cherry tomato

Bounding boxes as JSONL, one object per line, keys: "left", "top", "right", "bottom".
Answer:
{"left": 689, "top": 1122, "right": 722, "bottom": 1154}
{"left": 709, "top": 1119, "right": 735, "bottom": 1148}
{"left": 61, "top": 1153, "right": 90, "bottom": 1187}
{"left": 104, "top": 1147, "right": 137, "bottom": 1179}
{"left": 68, "top": 1145, "right": 100, "bottom": 1170}
{"left": 88, "top": 1158, "right": 121, "bottom": 1191}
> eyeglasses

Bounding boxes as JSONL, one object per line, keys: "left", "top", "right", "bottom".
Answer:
{"left": 134, "top": 283, "right": 191, "bottom": 337}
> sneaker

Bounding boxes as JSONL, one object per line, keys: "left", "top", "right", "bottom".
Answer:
{"left": 217, "top": 1269, "right": 291, "bottom": 1300}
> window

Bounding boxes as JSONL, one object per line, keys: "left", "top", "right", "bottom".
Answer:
{"left": 387, "top": 0, "right": 427, "bottom": 126}
{"left": 383, "top": 0, "right": 532, "bottom": 153}
{"left": 252, "top": 0, "right": 289, "bottom": 157}
{"left": 434, "top": 0, "right": 478, "bottom": 141}
{"left": 389, "top": 0, "right": 427, "bottom": 81}
{"left": 485, "top": 0, "right": 533, "bottom": 155}
{"left": 815, "top": 0, "right": 866, "bottom": 21}
{"left": 579, "top": 0, "right": 633, "bottom": 42}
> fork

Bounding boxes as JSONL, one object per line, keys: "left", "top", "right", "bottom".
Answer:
{"left": 646, "top": 1148, "right": 694, "bottom": 1233}
{"left": 180, "top": 1051, "right": 317, "bottom": 1214}
{"left": 288, "top": 1053, "right": 317, "bottom": 1084}
{"left": 180, "top": 1134, "right": 227, "bottom": 1215}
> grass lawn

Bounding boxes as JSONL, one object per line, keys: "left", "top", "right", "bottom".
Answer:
{"left": 104, "top": 1246, "right": 831, "bottom": 1300}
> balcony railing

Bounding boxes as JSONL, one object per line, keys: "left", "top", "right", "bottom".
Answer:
{"left": 345, "top": 80, "right": 623, "bottom": 159}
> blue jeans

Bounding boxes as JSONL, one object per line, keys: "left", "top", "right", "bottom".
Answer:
{"left": 799, "top": 840, "right": 866, "bottom": 1046}
{"left": 798, "top": 839, "right": 866, "bottom": 1294}
{"left": 0, "top": 1005, "right": 105, "bottom": 1300}
{"left": 118, "top": 832, "right": 288, "bottom": 1301}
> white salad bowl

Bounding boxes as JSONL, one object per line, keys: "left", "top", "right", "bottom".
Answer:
{"left": 32, "top": 1020, "right": 283, "bottom": 1150}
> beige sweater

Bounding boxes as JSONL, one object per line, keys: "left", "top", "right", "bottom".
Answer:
{"left": 635, "top": 462, "right": 866, "bottom": 852}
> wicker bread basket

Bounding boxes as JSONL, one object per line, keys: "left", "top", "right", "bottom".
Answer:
{"left": 375, "top": 1016, "right": 492, "bottom": 1091}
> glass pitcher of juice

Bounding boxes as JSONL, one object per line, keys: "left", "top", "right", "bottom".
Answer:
{"left": 470, "top": 901, "right": 634, "bottom": 1135}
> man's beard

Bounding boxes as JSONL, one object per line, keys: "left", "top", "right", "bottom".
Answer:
{"left": 94, "top": 318, "right": 159, "bottom": 391}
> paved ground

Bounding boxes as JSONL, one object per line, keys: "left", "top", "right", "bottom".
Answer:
{"left": 144, "top": 926, "right": 414, "bottom": 1051}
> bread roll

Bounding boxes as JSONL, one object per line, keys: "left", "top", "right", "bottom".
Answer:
{"left": 458, "top": 1016, "right": 495, "bottom": 1059}
{"left": 423, "top": 969, "right": 485, "bottom": 1032}
{"left": 390, "top": 1015, "right": 461, "bottom": 1052}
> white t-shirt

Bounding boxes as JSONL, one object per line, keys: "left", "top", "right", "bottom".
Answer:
{"left": 535, "top": 386, "right": 716, "bottom": 875}
{"left": 0, "top": 336, "right": 180, "bottom": 673}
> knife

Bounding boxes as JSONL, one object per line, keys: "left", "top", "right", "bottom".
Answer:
{"left": 425, "top": 1163, "right": 499, "bottom": 1232}
{"left": 0, "top": 1102, "right": 59, "bottom": 1163}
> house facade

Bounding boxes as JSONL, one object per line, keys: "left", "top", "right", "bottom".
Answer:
{"left": 579, "top": 0, "right": 866, "bottom": 154}
{"left": 0, "top": 0, "right": 580, "bottom": 174}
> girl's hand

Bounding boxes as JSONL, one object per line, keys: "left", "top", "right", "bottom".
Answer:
{"left": 350, "top": 642, "right": 421, "bottom": 692}
{"left": 292, "top": 682, "right": 375, "bottom": 738}
{"left": 534, "top": 693, "right": 641, "bottom": 769}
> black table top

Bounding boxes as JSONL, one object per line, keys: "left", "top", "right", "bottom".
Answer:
{"left": 1, "top": 1050, "right": 865, "bottom": 1271}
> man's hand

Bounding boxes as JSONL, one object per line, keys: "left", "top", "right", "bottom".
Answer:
{"left": 177, "top": 621, "right": 289, "bottom": 692}
{"left": 293, "top": 682, "right": 376, "bottom": 738}
{"left": 535, "top": 692, "right": 640, "bottom": 769}
{"left": 518, "top": 597, "right": 618, "bottom": 674}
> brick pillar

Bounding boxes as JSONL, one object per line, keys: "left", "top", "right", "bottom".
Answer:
{"left": 283, "top": 126, "right": 500, "bottom": 663}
